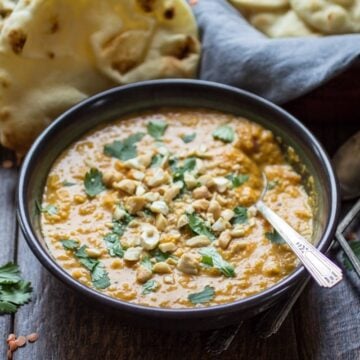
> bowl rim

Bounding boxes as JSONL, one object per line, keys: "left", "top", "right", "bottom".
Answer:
{"left": 17, "top": 79, "right": 340, "bottom": 318}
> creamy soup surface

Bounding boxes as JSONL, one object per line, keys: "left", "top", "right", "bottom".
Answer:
{"left": 40, "top": 109, "right": 313, "bottom": 308}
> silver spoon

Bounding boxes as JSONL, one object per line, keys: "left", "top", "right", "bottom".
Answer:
{"left": 207, "top": 134, "right": 360, "bottom": 350}
{"left": 254, "top": 131, "right": 360, "bottom": 338}
{"left": 256, "top": 174, "right": 343, "bottom": 288}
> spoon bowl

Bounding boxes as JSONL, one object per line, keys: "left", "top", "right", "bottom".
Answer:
{"left": 256, "top": 173, "right": 343, "bottom": 288}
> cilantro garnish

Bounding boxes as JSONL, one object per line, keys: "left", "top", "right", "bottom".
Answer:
{"left": 140, "top": 257, "right": 153, "bottom": 272}
{"left": 265, "top": 230, "right": 286, "bottom": 245}
{"left": 187, "top": 213, "right": 216, "bottom": 242}
{"left": 61, "top": 239, "right": 80, "bottom": 250}
{"left": 75, "top": 245, "right": 99, "bottom": 271}
{"left": 84, "top": 168, "right": 106, "bottom": 197}
{"left": 226, "top": 173, "right": 249, "bottom": 188}
{"left": 0, "top": 263, "right": 32, "bottom": 314}
{"left": 267, "top": 180, "right": 279, "bottom": 190}
{"left": 199, "top": 247, "right": 235, "bottom": 277}
{"left": 231, "top": 206, "right": 248, "bottom": 225}
{"left": 142, "top": 279, "right": 159, "bottom": 295}
{"left": 188, "top": 286, "right": 215, "bottom": 305}
{"left": 181, "top": 133, "right": 196, "bottom": 143}
{"left": 342, "top": 241, "right": 360, "bottom": 271}
{"left": 62, "top": 180, "right": 76, "bottom": 187}
{"left": 147, "top": 119, "right": 168, "bottom": 140}
{"left": 91, "top": 263, "right": 110, "bottom": 289}
{"left": 36, "top": 201, "right": 58, "bottom": 216}
{"left": 172, "top": 157, "right": 197, "bottom": 183}
{"left": 61, "top": 243, "right": 110, "bottom": 289}
{"left": 112, "top": 211, "right": 133, "bottom": 237}
{"left": 104, "top": 132, "right": 145, "bottom": 161}
{"left": 150, "top": 154, "right": 164, "bottom": 168}
{"left": 103, "top": 233, "right": 124, "bottom": 258}
{"left": 150, "top": 249, "right": 171, "bottom": 262}
{"left": 212, "top": 125, "right": 235, "bottom": 143}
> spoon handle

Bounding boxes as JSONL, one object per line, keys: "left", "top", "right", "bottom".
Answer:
{"left": 256, "top": 200, "right": 343, "bottom": 288}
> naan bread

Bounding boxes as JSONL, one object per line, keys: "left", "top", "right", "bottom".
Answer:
{"left": 0, "top": 0, "right": 200, "bottom": 155}
{"left": 249, "top": 9, "right": 320, "bottom": 37}
{"left": 290, "top": 0, "right": 360, "bottom": 34}
{"left": 0, "top": 0, "right": 15, "bottom": 32}
{"left": 229, "top": 0, "right": 289, "bottom": 11}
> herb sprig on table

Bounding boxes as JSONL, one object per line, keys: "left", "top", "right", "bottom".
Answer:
{"left": 0, "top": 263, "right": 32, "bottom": 314}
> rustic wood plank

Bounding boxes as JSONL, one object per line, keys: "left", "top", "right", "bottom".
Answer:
{"left": 0, "top": 163, "right": 18, "bottom": 360}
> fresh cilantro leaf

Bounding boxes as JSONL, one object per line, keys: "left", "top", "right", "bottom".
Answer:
{"left": 212, "top": 125, "right": 235, "bottom": 143}
{"left": 143, "top": 209, "right": 155, "bottom": 217}
{"left": 188, "top": 286, "right": 215, "bottom": 305}
{"left": 0, "top": 301, "right": 17, "bottom": 314}
{"left": 342, "top": 241, "right": 360, "bottom": 271}
{"left": 61, "top": 239, "right": 80, "bottom": 251}
{"left": 104, "top": 133, "right": 145, "bottom": 161}
{"left": 147, "top": 119, "right": 168, "bottom": 140}
{"left": 231, "top": 207, "right": 248, "bottom": 225}
{"left": 187, "top": 213, "right": 216, "bottom": 242}
{"left": 142, "top": 279, "right": 159, "bottom": 295}
{"left": 150, "top": 249, "right": 170, "bottom": 262}
{"left": 226, "top": 173, "right": 249, "bottom": 188}
{"left": 199, "top": 247, "right": 235, "bottom": 277}
{"left": 62, "top": 180, "right": 76, "bottom": 187}
{"left": 0, "top": 263, "right": 22, "bottom": 285}
{"left": 0, "top": 281, "right": 32, "bottom": 305}
{"left": 265, "top": 230, "right": 286, "bottom": 245}
{"left": 74, "top": 246, "right": 99, "bottom": 271}
{"left": 35, "top": 201, "right": 58, "bottom": 216}
{"left": 141, "top": 257, "right": 153, "bottom": 272}
{"left": 0, "top": 263, "right": 32, "bottom": 314}
{"left": 84, "top": 168, "right": 106, "bottom": 197}
{"left": 150, "top": 154, "right": 164, "bottom": 168}
{"left": 181, "top": 133, "right": 196, "bottom": 143}
{"left": 103, "top": 233, "right": 124, "bottom": 258}
{"left": 268, "top": 180, "right": 279, "bottom": 190}
{"left": 66, "top": 245, "right": 110, "bottom": 289}
{"left": 112, "top": 211, "right": 133, "bottom": 237}
{"left": 91, "top": 263, "right": 110, "bottom": 289}
{"left": 172, "top": 157, "right": 197, "bottom": 183}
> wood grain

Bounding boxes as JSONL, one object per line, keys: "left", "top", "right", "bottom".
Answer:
{"left": 0, "top": 165, "right": 17, "bottom": 360}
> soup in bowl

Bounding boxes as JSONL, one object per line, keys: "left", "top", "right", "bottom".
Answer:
{"left": 18, "top": 80, "right": 339, "bottom": 329}
{"left": 40, "top": 109, "right": 313, "bottom": 308}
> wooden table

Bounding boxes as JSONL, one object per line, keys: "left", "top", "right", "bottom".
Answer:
{"left": 1, "top": 71, "right": 360, "bottom": 359}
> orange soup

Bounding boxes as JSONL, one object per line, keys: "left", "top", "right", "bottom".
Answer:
{"left": 40, "top": 109, "right": 313, "bottom": 308}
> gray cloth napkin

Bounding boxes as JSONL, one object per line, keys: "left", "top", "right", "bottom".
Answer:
{"left": 194, "top": 0, "right": 360, "bottom": 104}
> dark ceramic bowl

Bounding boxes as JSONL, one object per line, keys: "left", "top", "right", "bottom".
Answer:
{"left": 17, "top": 80, "right": 340, "bottom": 330}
